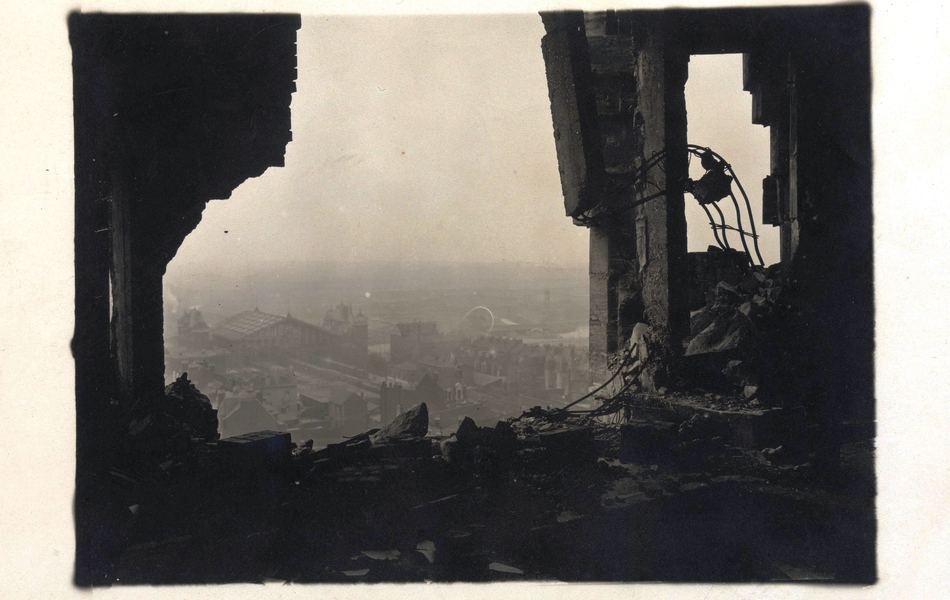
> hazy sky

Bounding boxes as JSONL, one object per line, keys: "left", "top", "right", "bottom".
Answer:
{"left": 685, "top": 53, "right": 776, "bottom": 265}
{"left": 171, "top": 15, "right": 776, "bottom": 276}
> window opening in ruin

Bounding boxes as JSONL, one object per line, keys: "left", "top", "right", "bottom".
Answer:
{"left": 162, "top": 15, "right": 592, "bottom": 446}
{"left": 685, "top": 54, "right": 778, "bottom": 267}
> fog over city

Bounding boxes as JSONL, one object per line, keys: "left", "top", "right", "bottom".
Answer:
{"left": 163, "top": 15, "right": 773, "bottom": 449}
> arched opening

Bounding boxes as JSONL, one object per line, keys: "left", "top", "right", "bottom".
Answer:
{"left": 163, "top": 15, "right": 592, "bottom": 445}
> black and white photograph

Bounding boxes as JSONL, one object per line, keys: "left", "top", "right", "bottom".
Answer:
{"left": 0, "top": 0, "right": 949, "bottom": 597}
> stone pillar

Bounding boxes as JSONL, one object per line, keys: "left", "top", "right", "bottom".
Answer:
{"left": 71, "top": 14, "right": 300, "bottom": 585}
{"left": 587, "top": 227, "right": 616, "bottom": 380}
{"left": 109, "top": 176, "right": 168, "bottom": 404}
{"left": 632, "top": 16, "right": 690, "bottom": 348}
{"left": 541, "top": 10, "right": 690, "bottom": 383}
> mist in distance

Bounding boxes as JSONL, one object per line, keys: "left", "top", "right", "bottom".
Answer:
{"left": 172, "top": 14, "right": 586, "bottom": 276}
{"left": 170, "top": 16, "right": 775, "bottom": 280}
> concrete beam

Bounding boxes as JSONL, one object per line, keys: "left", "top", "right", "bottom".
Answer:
{"left": 540, "top": 11, "right": 606, "bottom": 217}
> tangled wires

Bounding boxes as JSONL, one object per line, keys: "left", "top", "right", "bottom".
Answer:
{"left": 569, "top": 145, "right": 765, "bottom": 267}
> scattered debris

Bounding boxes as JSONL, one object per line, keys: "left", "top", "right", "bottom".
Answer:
{"left": 556, "top": 511, "right": 584, "bottom": 523}
{"left": 413, "top": 495, "right": 459, "bottom": 510}
{"left": 488, "top": 562, "right": 524, "bottom": 575}
{"left": 361, "top": 550, "right": 401, "bottom": 561}
{"left": 416, "top": 541, "right": 436, "bottom": 564}
{"left": 440, "top": 416, "right": 518, "bottom": 472}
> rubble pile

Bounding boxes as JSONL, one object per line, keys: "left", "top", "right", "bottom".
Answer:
{"left": 439, "top": 417, "right": 518, "bottom": 473}
{"left": 603, "top": 322, "right": 670, "bottom": 396}
{"left": 103, "top": 380, "right": 873, "bottom": 584}
{"left": 292, "top": 403, "right": 433, "bottom": 484}
{"left": 163, "top": 372, "right": 220, "bottom": 441}
{"left": 680, "top": 263, "right": 795, "bottom": 401}
{"left": 121, "top": 372, "right": 219, "bottom": 471}
{"left": 291, "top": 401, "right": 598, "bottom": 481}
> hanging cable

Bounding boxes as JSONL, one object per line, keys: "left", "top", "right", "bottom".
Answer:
{"left": 694, "top": 144, "right": 764, "bottom": 265}
{"left": 726, "top": 190, "right": 754, "bottom": 259}
{"left": 710, "top": 202, "right": 732, "bottom": 249}
{"left": 569, "top": 144, "right": 765, "bottom": 265}
{"left": 561, "top": 345, "right": 638, "bottom": 411}
{"left": 685, "top": 144, "right": 765, "bottom": 266}
{"left": 700, "top": 203, "right": 726, "bottom": 250}
{"left": 723, "top": 163, "right": 765, "bottom": 266}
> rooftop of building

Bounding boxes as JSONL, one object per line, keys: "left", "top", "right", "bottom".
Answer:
{"left": 211, "top": 309, "right": 335, "bottom": 341}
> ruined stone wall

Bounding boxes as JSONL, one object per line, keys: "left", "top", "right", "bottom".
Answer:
{"left": 71, "top": 14, "right": 300, "bottom": 585}
{"left": 629, "top": 15, "right": 690, "bottom": 359}
{"left": 541, "top": 6, "right": 872, "bottom": 424}
{"left": 72, "top": 13, "right": 299, "bottom": 406}
{"left": 542, "top": 11, "right": 689, "bottom": 383}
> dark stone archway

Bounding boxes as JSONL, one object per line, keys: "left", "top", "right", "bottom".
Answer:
{"left": 69, "top": 13, "right": 300, "bottom": 585}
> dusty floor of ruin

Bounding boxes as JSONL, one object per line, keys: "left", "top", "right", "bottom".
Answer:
{"left": 102, "top": 395, "right": 875, "bottom": 584}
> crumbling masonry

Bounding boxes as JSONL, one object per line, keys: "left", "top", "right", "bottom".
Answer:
{"left": 70, "top": 14, "right": 300, "bottom": 585}
{"left": 540, "top": 6, "right": 873, "bottom": 442}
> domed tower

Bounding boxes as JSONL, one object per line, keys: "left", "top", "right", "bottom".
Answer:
{"left": 177, "top": 307, "right": 210, "bottom": 348}
{"left": 323, "top": 303, "right": 351, "bottom": 335}
{"left": 350, "top": 310, "right": 369, "bottom": 361}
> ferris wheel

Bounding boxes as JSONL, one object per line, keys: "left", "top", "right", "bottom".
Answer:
{"left": 456, "top": 306, "right": 495, "bottom": 337}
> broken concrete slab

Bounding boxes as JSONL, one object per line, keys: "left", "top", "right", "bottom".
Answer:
{"left": 685, "top": 309, "right": 755, "bottom": 356}
{"left": 690, "top": 307, "right": 719, "bottom": 337}
{"left": 489, "top": 562, "right": 524, "bottom": 574}
{"left": 416, "top": 541, "right": 435, "bottom": 564}
{"left": 372, "top": 403, "right": 428, "bottom": 443}
{"left": 218, "top": 431, "right": 292, "bottom": 463}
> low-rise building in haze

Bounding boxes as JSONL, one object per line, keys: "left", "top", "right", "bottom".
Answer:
{"left": 205, "top": 307, "right": 368, "bottom": 368}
